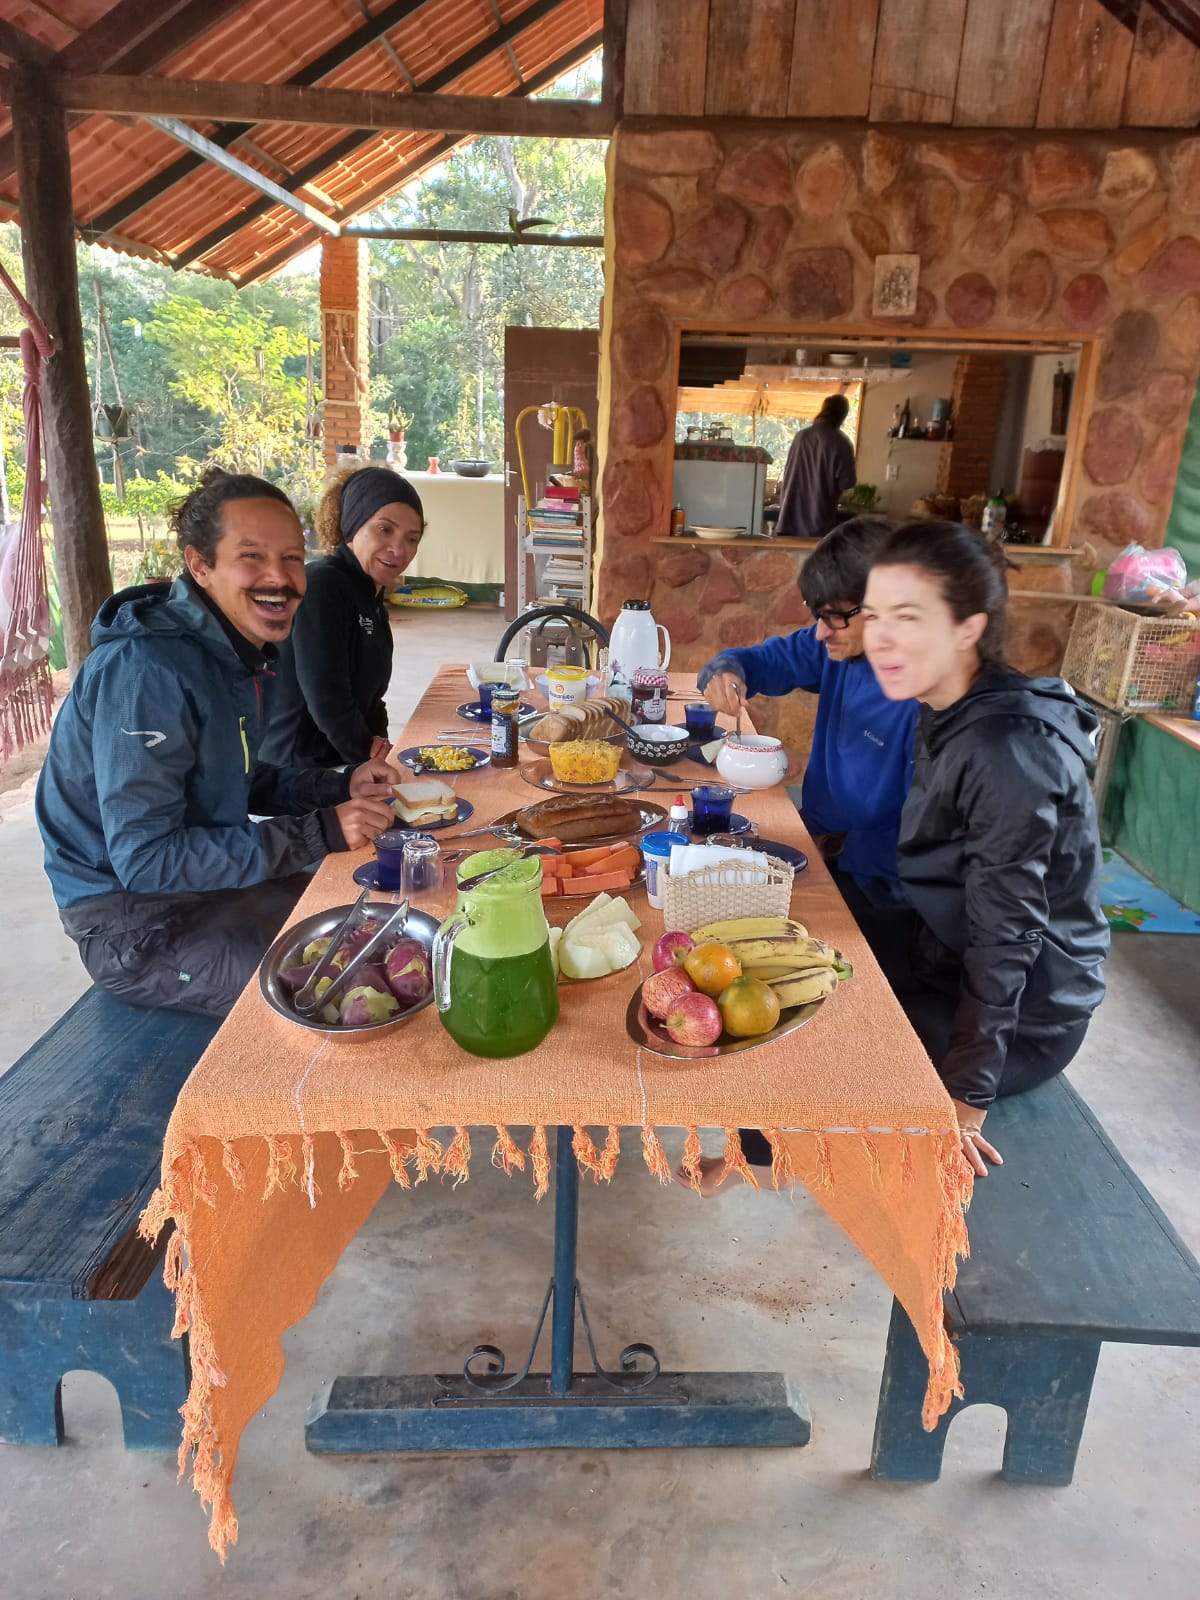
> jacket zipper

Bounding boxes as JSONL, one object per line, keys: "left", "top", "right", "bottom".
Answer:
{"left": 238, "top": 715, "right": 250, "bottom": 774}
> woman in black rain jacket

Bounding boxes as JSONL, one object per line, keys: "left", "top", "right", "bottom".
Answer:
{"left": 861, "top": 520, "right": 1109, "bottom": 1176}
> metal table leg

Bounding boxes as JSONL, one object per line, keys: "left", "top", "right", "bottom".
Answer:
{"left": 306, "top": 1126, "right": 811, "bottom": 1453}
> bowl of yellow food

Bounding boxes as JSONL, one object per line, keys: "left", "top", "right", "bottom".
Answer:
{"left": 548, "top": 739, "right": 623, "bottom": 785}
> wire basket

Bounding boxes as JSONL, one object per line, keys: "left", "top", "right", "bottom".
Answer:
{"left": 1062, "top": 605, "right": 1200, "bottom": 712}
{"left": 661, "top": 854, "right": 795, "bottom": 932}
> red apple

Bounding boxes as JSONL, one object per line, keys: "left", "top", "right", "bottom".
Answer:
{"left": 663, "top": 991, "right": 723, "bottom": 1048}
{"left": 652, "top": 930, "right": 696, "bottom": 973}
{"left": 642, "top": 967, "right": 696, "bottom": 1020}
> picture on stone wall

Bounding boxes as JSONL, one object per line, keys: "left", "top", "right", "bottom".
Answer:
{"left": 872, "top": 254, "right": 921, "bottom": 319}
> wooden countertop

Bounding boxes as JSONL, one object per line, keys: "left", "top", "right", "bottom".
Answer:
{"left": 1144, "top": 713, "right": 1200, "bottom": 753}
{"left": 652, "top": 536, "right": 1084, "bottom": 560}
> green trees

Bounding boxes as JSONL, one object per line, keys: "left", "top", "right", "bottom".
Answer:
{"left": 140, "top": 295, "right": 310, "bottom": 474}
{"left": 0, "top": 52, "right": 607, "bottom": 504}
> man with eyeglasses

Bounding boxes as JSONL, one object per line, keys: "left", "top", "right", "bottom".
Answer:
{"left": 697, "top": 515, "right": 918, "bottom": 910}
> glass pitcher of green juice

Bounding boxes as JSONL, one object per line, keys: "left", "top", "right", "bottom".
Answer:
{"left": 432, "top": 850, "right": 559, "bottom": 1058}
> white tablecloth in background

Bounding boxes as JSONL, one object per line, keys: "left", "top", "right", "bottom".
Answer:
{"left": 401, "top": 471, "right": 505, "bottom": 585}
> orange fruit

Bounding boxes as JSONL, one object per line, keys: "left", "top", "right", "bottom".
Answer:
{"left": 683, "top": 941, "right": 742, "bottom": 998}
{"left": 717, "top": 976, "right": 781, "bottom": 1038}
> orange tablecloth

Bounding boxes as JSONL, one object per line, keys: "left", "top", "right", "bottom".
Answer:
{"left": 143, "top": 667, "right": 971, "bottom": 1558}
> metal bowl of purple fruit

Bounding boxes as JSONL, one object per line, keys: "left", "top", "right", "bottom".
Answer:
{"left": 258, "top": 902, "right": 440, "bottom": 1035}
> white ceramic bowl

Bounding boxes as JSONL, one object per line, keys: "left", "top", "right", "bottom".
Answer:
{"left": 716, "top": 733, "right": 787, "bottom": 790}
{"left": 467, "top": 662, "right": 522, "bottom": 691}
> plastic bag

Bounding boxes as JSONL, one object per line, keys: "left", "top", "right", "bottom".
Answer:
{"left": 1102, "top": 544, "right": 1190, "bottom": 606}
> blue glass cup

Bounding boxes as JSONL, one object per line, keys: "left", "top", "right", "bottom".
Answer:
{"left": 477, "top": 681, "right": 496, "bottom": 716}
{"left": 373, "top": 828, "right": 411, "bottom": 891}
{"left": 683, "top": 702, "right": 718, "bottom": 738}
{"left": 690, "top": 784, "right": 736, "bottom": 837}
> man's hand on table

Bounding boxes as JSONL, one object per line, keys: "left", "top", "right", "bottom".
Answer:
{"left": 335, "top": 797, "right": 398, "bottom": 849}
{"left": 703, "top": 672, "right": 747, "bottom": 720}
{"left": 348, "top": 757, "right": 402, "bottom": 799}
{"left": 953, "top": 1098, "right": 1003, "bottom": 1177}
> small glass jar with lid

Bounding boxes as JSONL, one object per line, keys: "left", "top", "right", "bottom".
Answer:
{"left": 631, "top": 667, "right": 668, "bottom": 725}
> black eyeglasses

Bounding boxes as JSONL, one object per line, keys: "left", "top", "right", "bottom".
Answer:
{"left": 813, "top": 605, "right": 862, "bottom": 631}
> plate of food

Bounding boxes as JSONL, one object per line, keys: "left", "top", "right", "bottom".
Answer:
{"left": 493, "top": 793, "right": 668, "bottom": 846}
{"left": 259, "top": 903, "right": 439, "bottom": 1036}
{"left": 391, "top": 778, "right": 474, "bottom": 830}
{"left": 521, "top": 752, "right": 656, "bottom": 796}
{"left": 624, "top": 915, "right": 847, "bottom": 1059}
{"left": 547, "top": 893, "right": 643, "bottom": 981}
{"left": 538, "top": 840, "right": 646, "bottom": 899}
{"left": 393, "top": 744, "right": 490, "bottom": 773}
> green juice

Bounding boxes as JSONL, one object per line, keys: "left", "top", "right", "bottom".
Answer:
{"left": 437, "top": 849, "right": 559, "bottom": 1058}
{"left": 438, "top": 945, "right": 559, "bottom": 1058}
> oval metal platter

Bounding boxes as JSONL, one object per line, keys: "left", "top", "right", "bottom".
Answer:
{"left": 625, "top": 986, "right": 826, "bottom": 1060}
{"left": 491, "top": 798, "right": 669, "bottom": 848}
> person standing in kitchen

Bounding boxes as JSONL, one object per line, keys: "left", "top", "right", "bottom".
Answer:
{"left": 775, "top": 393, "right": 857, "bottom": 539}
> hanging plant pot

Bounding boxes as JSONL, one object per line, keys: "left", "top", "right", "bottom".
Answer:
{"left": 103, "top": 403, "right": 132, "bottom": 440}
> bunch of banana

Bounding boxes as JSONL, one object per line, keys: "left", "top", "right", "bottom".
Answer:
{"left": 690, "top": 914, "right": 809, "bottom": 942}
{"left": 688, "top": 915, "right": 845, "bottom": 1008}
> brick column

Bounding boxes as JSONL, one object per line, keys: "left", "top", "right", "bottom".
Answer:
{"left": 937, "top": 355, "right": 1009, "bottom": 501}
{"left": 319, "top": 237, "right": 371, "bottom": 465}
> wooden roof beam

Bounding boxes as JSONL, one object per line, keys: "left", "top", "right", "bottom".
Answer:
{"left": 145, "top": 116, "right": 341, "bottom": 235}
{"left": 79, "top": 0, "right": 568, "bottom": 239}
{"left": 231, "top": 30, "right": 604, "bottom": 285}
{"left": 0, "top": 23, "right": 55, "bottom": 67}
{"left": 0, "top": 0, "right": 247, "bottom": 183}
{"left": 343, "top": 225, "right": 602, "bottom": 245}
{"left": 55, "top": 75, "right": 612, "bottom": 139}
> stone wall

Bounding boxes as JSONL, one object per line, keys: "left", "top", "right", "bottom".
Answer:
{"left": 596, "top": 120, "right": 1200, "bottom": 745}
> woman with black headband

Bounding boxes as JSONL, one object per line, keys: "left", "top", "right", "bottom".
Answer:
{"left": 261, "top": 464, "right": 425, "bottom": 768}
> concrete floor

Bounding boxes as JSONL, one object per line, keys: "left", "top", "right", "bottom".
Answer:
{"left": 1, "top": 604, "right": 1198, "bottom": 1600}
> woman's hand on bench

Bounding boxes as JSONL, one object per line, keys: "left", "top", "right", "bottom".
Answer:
{"left": 953, "top": 1099, "right": 1003, "bottom": 1178}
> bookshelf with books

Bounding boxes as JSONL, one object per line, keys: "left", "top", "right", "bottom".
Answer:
{"left": 516, "top": 491, "right": 593, "bottom": 613}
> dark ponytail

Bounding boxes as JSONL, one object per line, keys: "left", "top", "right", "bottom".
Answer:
{"left": 169, "top": 466, "right": 294, "bottom": 565}
{"left": 874, "top": 520, "right": 1012, "bottom": 671}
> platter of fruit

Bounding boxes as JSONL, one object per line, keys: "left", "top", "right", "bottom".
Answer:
{"left": 548, "top": 893, "right": 642, "bottom": 982}
{"left": 539, "top": 840, "right": 645, "bottom": 897}
{"left": 625, "top": 915, "right": 850, "bottom": 1058}
{"left": 259, "top": 904, "right": 439, "bottom": 1034}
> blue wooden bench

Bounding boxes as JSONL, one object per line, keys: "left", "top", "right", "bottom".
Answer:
{"left": 871, "top": 1073, "right": 1200, "bottom": 1484}
{"left": 0, "top": 989, "right": 218, "bottom": 1449}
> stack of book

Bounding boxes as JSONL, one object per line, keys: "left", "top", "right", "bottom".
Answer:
{"left": 525, "top": 489, "right": 588, "bottom": 606}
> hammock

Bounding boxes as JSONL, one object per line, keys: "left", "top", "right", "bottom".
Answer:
{"left": 0, "top": 262, "right": 55, "bottom": 760}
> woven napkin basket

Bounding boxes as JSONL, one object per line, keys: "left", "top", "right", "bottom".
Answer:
{"left": 661, "top": 853, "right": 795, "bottom": 931}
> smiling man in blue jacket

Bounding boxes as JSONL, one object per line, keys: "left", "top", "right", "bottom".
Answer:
{"left": 698, "top": 515, "right": 917, "bottom": 909}
{"left": 36, "top": 469, "right": 399, "bottom": 1018}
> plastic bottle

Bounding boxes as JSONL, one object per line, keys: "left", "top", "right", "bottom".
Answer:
{"left": 982, "top": 490, "right": 1007, "bottom": 539}
{"left": 669, "top": 793, "right": 689, "bottom": 827}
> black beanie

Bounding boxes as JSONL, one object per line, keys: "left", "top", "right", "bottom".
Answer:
{"left": 339, "top": 467, "right": 424, "bottom": 539}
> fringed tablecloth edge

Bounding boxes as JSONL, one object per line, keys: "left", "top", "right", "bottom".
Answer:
{"left": 139, "top": 1116, "right": 972, "bottom": 1557}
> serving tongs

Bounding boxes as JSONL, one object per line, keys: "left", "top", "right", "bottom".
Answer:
{"left": 292, "top": 889, "right": 411, "bottom": 1017}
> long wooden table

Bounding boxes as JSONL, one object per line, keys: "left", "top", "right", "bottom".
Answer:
{"left": 145, "top": 667, "right": 971, "bottom": 1559}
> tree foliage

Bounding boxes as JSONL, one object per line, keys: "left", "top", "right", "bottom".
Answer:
{"left": 0, "top": 54, "right": 607, "bottom": 504}
{"left": 140, "top": 295, "right": 310, "bottom": 473}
